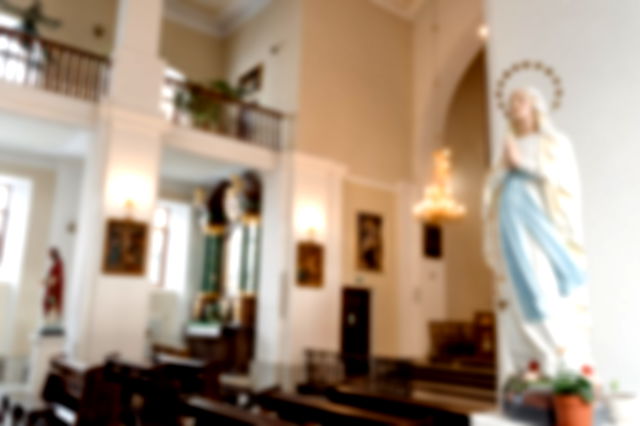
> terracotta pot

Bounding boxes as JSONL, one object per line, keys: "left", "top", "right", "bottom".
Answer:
{"left": 553, "top": 395, "right": 593, "bottom": 426}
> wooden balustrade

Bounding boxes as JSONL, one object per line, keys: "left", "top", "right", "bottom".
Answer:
{"left": 164, "top": 78, "right": 285, "bottom": 151}
{"left": 0, "top": 26, "right": 110, "bottom": 102}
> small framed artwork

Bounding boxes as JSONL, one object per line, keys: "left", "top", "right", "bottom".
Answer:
{"left": 238, "top": 64, "right": 263, "bottom": 101}
{"left": 102, "top": 219, "right": 148, "bottom": 275}
{"left": 296, "top": 241, "right": 324, "bottom": 287}
{"left": 357, "top": 212, "right": 383, "bottom": 272}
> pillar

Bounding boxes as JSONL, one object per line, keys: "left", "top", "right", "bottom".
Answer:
{"left": 64, "top": 0, "right": 167, "bottom": 365}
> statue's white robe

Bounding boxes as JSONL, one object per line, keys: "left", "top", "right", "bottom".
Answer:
{"left": 484, "top": 129, "right": 593, "bottom": 379}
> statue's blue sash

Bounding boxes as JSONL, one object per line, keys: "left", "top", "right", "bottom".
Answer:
{"left": 499, "top": 171, "right": 585, "bottom": 322}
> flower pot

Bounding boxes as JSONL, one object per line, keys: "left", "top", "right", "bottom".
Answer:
{"left": 553, "top": 395, "right": 593, "bottom": 426}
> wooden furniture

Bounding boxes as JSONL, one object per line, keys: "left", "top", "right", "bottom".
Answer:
{"left": 102, "top": 356, "right": 185, "bottom": 425}
{"left": 428, "top": 312, "right": 496, "bottom": 368}
{"left": 41, "top": 356, "right": 122, "bottom": 424}
{"left": 0, "top": 387, "right": 51, "bottom": 426}
{"left": 153, "top": 353, "right": 223, "bottom": 398}
{"left": 184, "top": 395, "right": 293, "bottom": 425}
{"left": 185, "top": 324, "right": 255, "bottom": 374}
{"left": 328, "top": 384, "right": 496, "bottom": 426}
{"left": 257, "top": 390, "right": 424, "bottom": 425}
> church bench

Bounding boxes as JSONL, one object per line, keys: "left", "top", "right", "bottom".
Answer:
{"left": 327, "top": 384, "right": 497, "bottom": 426}
{"left": 41, "top": 356, "right": 122, "bottom": 425}
{"left": 257, "top": 390, "right": 424, "bottom": 425}
{"left": 184, "top": 395, "right": 294, "bottom": 425}
{"left": 0, "top": 388, "right": 53, "bottom": 426}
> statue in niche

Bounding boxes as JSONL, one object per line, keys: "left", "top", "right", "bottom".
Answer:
{"left": 42, "top": 247, "right": 64, "bottom": 328}
{"left": 483, "top": 87, "right": 593, "bottom": 379}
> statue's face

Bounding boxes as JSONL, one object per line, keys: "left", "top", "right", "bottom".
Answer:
{"left": 508, "top": 89, "right": 536, "bottom": 127}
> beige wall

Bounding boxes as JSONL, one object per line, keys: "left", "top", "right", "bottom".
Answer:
{"left": 222, "top": 0, "right": 301, "bottom": 113}
{"left": 442, "top": 52, "right": 493, "bottom": 321}
{"left": 342, "top": 181, "right": 398, "bottom": 356}
{"left": 27, "top": 0, "right": 118, "bottom": 56}
{"left": 297, "top": 0, "right": 412, "bottom": 183}
{"left": 160, "top": 19, "right": 225, "bottom": 83}
{"left": 413, "top": 0, "right": 484, "bottom": 182}
{"left": 0, "top": 161, "right": 55, "bottom": 356}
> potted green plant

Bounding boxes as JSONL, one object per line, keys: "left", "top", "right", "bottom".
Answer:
{"left": 173, "top": 79, "right": 244, "bottom": 131}
{"left": 552, "top": 365, "right": 595, "bottom": 426}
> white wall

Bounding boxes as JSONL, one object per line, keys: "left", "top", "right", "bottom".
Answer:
{"left": 341, "top": 179, "right": 399, "bottom": 357}
{"left": 223, "top": 0, "right": 301, "bottom": 114}
{"left": 284, "top": 153, "right": 344, "bottom": 381}
{"left": 0, "top": 162, "right": 53, "bottom": 357}
{"left": 485, "top": 0, "right": 640, "bottom": 391}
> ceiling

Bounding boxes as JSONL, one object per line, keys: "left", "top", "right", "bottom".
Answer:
{"left": 166, "top": 0, "right": 271, "bottom": 37}
{"left": 161, "top": 146, "right": 245, "bottom": 185}
{"left": 370, "top": 0, "right": 425, "bottom": 20}
{"left": 181, "top": 0, "right": 236, "bottom": 17}
{"left": 0, "top": 111, "right": 89, "bottom": 159}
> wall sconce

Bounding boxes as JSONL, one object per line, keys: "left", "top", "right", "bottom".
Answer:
{"left": 106, "top": 171, "right": 153, "bottom": 218}
{"left": 296, "top": 203, "right": 325, "bottom": 241}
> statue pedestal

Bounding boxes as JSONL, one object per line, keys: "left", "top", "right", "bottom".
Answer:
{"left": 27, "top": 328, "right": 65, "bottom": 393}
{"left": 471, "top": 412, "right": 537, "bottom": 425}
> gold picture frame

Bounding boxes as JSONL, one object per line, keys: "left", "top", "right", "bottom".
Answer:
{"left": 357, "top": 212, "right": 383, "bottom": 272}
{"left": 296, "top": 241, "right": 324, "bottom": 287}
{"left": 102, "top": 219, "right": 148, "bottom": 276}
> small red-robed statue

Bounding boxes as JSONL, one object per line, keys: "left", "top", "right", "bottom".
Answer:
{"left": 43, "top": 247, "right": 64, "bottom": 325}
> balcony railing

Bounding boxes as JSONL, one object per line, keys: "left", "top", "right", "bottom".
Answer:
{"left": 0, "top": 26, "right": 110, "bottom": 102}
{"left": 163, "top": 78, "right": 285, "bottom": 151}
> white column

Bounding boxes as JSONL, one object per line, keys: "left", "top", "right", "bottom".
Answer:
{"left": 64, "top": 0, "right": 167, "bottom": 365}
{"left": 282, "top": 153, "right": 346, "bottom": 388}
{"left": 66, "top": 108, "right": 166, "bottom": 365}
{"left": 109, "top": 0, "right": 166, "bottom": 115}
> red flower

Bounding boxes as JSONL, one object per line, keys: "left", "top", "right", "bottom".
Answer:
{"left": 528, "top": 360, "right": 540, "bottom": 372}
{"left": 581, "top": 365, "right": 594, "bottom": 377}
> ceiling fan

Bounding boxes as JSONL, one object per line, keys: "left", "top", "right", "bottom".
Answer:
{"left": 0, "top": 0, "right": 61, "bottom": 38}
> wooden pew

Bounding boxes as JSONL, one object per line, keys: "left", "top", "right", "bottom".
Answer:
{"left": 41, "top": 356, "right": 122, "bottom": 424}
{"left": 326, "top": 384, "right": 497, "bottom": 426}
{"left": 184, "top": 395, "right": 294, "bottom": 425}
{"left": 257, "top": 390, "right": 426, "bottom": 425}
{"left": 0, "top": 388, "right": 52, "bottom": 426}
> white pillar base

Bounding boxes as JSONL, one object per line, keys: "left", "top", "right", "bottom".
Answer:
{"left": 27, "top": 331, "right": 65, "bottom": 394}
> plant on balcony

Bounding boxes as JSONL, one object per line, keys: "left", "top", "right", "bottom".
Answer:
{"left": 174, "top": 79, "right": 245, "bottom": 131}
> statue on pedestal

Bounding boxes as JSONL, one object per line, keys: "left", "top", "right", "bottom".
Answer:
{"left": 483, "top": 87, "right": 593, "bottom": 380}
{"left": 42, "top": 247, "right": 64, "bottom": 329}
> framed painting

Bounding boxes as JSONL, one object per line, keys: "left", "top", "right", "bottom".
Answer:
{"left": 423, "top": 222, "right": 442, "bottom": 258}
{"left": 296, "top": 241, "right": 324, "bottom": 287}
{"left": 102, "top": 219, "right": 148, "bottom": 275}
{"left": 357, "top": 212, "right": 383, "bottom": 272}
{"left": 238, "top": 64, "right": 263, "bottom": 101}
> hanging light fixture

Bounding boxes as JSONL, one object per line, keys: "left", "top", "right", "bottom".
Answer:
{"left": 413, "top": 148, "right": 466, "bottom": 222}
{"left": 413, "top": 0, "right": 466, "bottom": 224}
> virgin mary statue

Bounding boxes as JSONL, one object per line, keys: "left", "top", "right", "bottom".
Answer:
{"left": 483, "top": 87, "right": 593, "bottom": 379}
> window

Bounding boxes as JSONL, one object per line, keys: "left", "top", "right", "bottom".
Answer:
{"left": 0, "top": 13, "right": 27, "bottom": 84}
{"left": 149, "top": 207, "right": 170, "bottom": 287}
{"left": 160, "top": 67, "right": 186, "bottom": 120}
{"left": 224, "top": 224, "right": 243, "bottom": 297}
{"left": 148, "top": 201, "right": 192, "bottom": 292}
{"left": 0, "top": 175, "right": 32, "bottom": 285}
{"left": 224, "top": 219, "right": 260, "bottom": 296}
{"left": 0, "top": 183, "right": 11, "bottom": 265}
